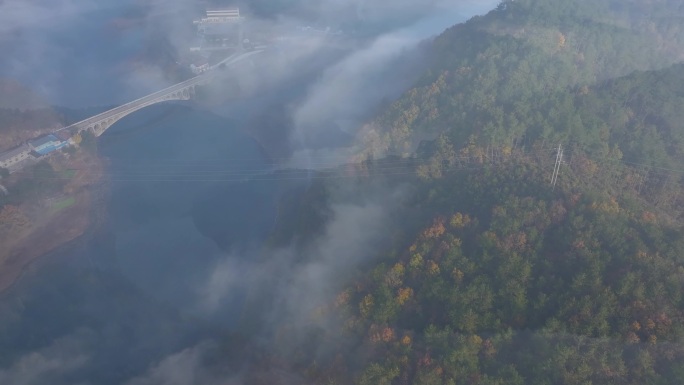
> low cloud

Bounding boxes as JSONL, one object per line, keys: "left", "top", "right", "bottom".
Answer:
{"left": 0, "top": 329, "right": 93, "bottom": 385}
{"left": 269, "top": 200, "right": 390, "bottom": 332}
{"left": 0, "top": 0, "right": 497, "bottom": 110}
{"left": 196, "top": 256, "right": 256, "bottom": 315}
{"left": 195, "top": 181, "right": 409, "bottom": 356}
{"left": 124, "top": 342, "right": 242, "bottom": 385}
{"left": 292, "top": 32, "right": 418, "bottom": 136}
{"left": 195, "top": 198, "right": 394, "bottom": 318}
{"left": 0, "top": 1, "right": 495, "bottom": 383}
{"left": 289, "top": 0, "right": 500, "bottom": 158}
{"left": 0, "top": 0, "right": 103, "bottom": 33}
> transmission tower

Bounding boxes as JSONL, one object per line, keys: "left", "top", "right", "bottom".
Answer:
{"left": 551, "top": 143, "right": 563, "bottom": 189}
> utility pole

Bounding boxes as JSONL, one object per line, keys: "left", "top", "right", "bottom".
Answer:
{"left": 551, "top": 143, "right": 563, "bottom": 189}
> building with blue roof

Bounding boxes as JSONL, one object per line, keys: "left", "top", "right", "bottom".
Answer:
{"left": 28, "top": 134, "right": 67, "bottom": 156}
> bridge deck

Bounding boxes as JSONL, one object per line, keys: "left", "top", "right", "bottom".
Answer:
{"left": 58, "top": 76, "right": 206, "bottom": 132}
{"left": 58, "top": 49, "right": 264, "bottom": 133}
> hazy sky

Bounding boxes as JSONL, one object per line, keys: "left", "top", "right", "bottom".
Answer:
{"left": 0, "top": 0, "right": 497, "bottom": 106}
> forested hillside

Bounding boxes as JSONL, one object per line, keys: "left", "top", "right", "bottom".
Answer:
{"left": 361, "top": 0, "right": 684, "bottom": 159}
{"left": 321, "top": 159, "right": 684, "bottom": 384}
{"left": 265, "top": 1, "right": 684, "bottom": 384}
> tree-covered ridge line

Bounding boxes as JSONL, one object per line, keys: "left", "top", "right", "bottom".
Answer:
{"left": 360, "top": 0, "right": 684, "bottom": 162}
{"left": 361, "top": 57, "right": 684, "bottom": 217}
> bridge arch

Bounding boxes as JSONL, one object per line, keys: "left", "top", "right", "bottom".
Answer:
{"left": 60, "top": 49, "right": 266, "bottom": 137}
{"left": 82, "top": 91, "right": 198, "bottom": 136}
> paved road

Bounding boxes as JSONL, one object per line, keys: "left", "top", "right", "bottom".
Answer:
{"left": 208, "top": 48, "right": 263, "bottom": 70}
{"left": 58, "top": 49, "right": 265, "bottom": 132}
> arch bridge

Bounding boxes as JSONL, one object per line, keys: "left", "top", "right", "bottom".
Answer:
{"left": 58, "top": 50, "right": 264, "bottom": 137}
{"left": 61, "top": 77, "right": 206, "bottom": 137}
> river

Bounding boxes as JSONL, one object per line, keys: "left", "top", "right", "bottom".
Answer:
{"left": 0, "top": 3, "right": 288, "bottom": 382}
{"left": 99, "top": 102, "right": 280, "bottom": 315}
{"left": 0, "top": 1, "right": 498, "bottom": 383}
{"left": 0, "top": 102, "right": 287, "bottom": 385}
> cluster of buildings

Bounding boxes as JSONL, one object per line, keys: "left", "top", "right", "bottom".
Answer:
{"left": 188, "top": 7, "right": 245, "bottom": 67}
{"left": 0, "top": 132, "right": 71, "bottom": 172}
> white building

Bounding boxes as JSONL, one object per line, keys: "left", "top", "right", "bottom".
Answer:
{"left": 0, "top": 144, "right": 32, "bottom": 170}
{"left": 195, "top": 8, "right": 241, "bottom": 25}
{"left": 206, "top": 8, "right": 240, "bottom": 21}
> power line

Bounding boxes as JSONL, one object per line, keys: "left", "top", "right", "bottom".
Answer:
{"left": 10, "top": 145, "right": 684, "bottom": 188}
{"left": 11, "top": 147, "right": 560, "bottom": 181}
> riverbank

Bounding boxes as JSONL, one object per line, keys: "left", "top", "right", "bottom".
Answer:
{"left": 0, "top": 150, "right": 107, "bottom": 293}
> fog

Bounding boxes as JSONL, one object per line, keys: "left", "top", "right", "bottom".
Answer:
{"left": 0, "top": 0, "right": 497, "bottom": 105}
{"left": 4, "top": 0, "right": 684, "bottom": 383}
{"left": 0, "top": 330, "right": 91, "bottom": 385}
{"left": 0, "top": 0, "right": 499, "bottom": 384}
{"left": 115, "top": 181, "right": 412, "bottom": 384}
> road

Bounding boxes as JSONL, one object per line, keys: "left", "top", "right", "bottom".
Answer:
{"left": 208, "top": 48, "right": 263, "bottom": 70}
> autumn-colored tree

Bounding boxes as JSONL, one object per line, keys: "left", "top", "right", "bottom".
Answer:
{"left": 422, "top": 217, "right": 446, "bottom": 240}
{"left": 359, "top": 294, "right": 374, "bottom": 318}
{"left": 358, "top": 363, "right": 400, "bottom": 385}
{"left": 397, "top": 287, "right": 413, "bottom": 306}
{"left": 449, "top": 212, "right": 471, "bottom": 229}
{"left": 557, "top": 32, "right": 566, "bottom": 49}
{"left": 335, "top": 290, "right": 350, "bottom": 308}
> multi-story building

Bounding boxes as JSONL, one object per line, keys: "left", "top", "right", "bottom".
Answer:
{"left": 193, "top": 7, "right": 244, "bottom": 50}
{"left": 205, "top": 8, "right": 240, "bottom": 22}
{"left": 195, "top": 7, "right": 241, "bottom": 27}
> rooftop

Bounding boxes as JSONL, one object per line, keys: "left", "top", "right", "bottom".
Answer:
{"left": 206, "top": 8, "right": 240, "bottom": 12}
{"left": 0, "top": 144, "right": 30, "bottom": 162}
{"left": 29, "top": 134, "right": 60, "bottom": 148}
{"left": 203, "top": 7, "right": 241, "bottom": 20}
